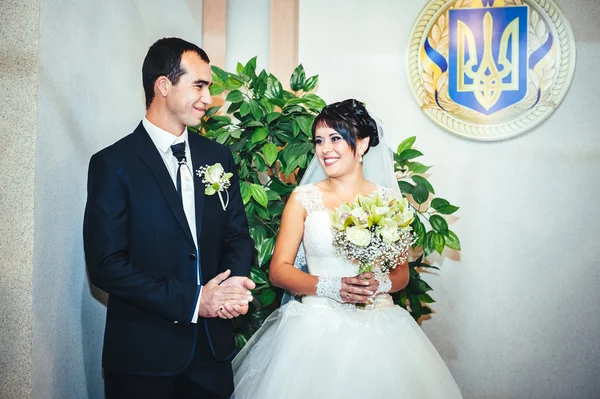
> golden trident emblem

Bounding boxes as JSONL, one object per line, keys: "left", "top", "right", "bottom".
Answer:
{"left": 456, "top": 12, "right": 520, "bottom": 110}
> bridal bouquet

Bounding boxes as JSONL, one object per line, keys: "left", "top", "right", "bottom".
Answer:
{"left": 330, "top": 192, "right": 416, "bottom": 275}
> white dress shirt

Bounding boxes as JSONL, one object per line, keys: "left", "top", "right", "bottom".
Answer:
{"left": 143, "top": 117, "right": 202, "bottom": 323}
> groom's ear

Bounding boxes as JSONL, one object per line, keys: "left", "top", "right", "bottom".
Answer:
{"left": 155, "top": 76, "right": 171, "bottom": 98}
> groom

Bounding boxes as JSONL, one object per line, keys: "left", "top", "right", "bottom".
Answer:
{"left": 83, "top": 38, "right": 255, "bottom": 398}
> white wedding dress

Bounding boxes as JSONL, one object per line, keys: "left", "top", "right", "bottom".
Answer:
{"left": 232, "top": 184, "right": 463, "bottom": 398}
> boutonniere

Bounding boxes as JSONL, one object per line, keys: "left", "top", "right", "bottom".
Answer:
{"left": 196, "top": 163, "right": 232, "bottom": 211}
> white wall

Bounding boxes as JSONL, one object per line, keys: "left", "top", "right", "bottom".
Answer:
{"left": 33, "top": 1, "right": 204, "bottom": 398}
{"left": 299, "top": 0, "right": 600, "bottom": 398}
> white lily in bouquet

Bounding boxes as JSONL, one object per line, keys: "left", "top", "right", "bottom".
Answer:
{"left": 330, "top": 192, "right": 416, "bottom": 301}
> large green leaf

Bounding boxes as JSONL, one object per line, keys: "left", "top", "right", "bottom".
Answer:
{"left": 429, "top": 214, "right": 449, "bottom": 234}
{"left": 251, "top": 127, "right": 269, "bottom": 143}
{"left": 303, "top": 74, "right": 318, "bottom": 92}
{"left": 266, "top": 112, "right": 281, "bottom": 124}
{"left": 226, "top": 89, "right": 244, "bottom": 103}
{"left": 423, "top": 230, "right": 435, "bottom": 256}
{"left": 397, "top": 181, "right": 414, "bottom": 195}
{"left": 249, "top": 100, "right": 263, "bottom": 120}
{"left": 412, "top": 183, "right": 429, "bottom": 204}
{"left": 243, "top": 56, "right": 257, "bottom": 78}
{"left": 290, "top": 64, "right": 306, "bottom": 91}
{"left": 211, "top": 65, "right": 229, "bottom": 83}
{"left": 433, "top": 232, "right": 446, "bottom": 255}
{"left": 295, "top": 115, "right": 314, "bottom": 136}
{"left": 445, "top": 230, "right": 461, "bottom": 250}
{"left": 250, "top": 266, "right": 269, "bottom": 286}
{"left": 412, "top": 175, "right": 435, "bottom": 194}
{"left": 397, "top": 149, "right": 424, "bottom": 162}
{"left": 266, "top": 74, "right": 283, "bottom": 100}
{"left": 209, "top": 83, "right": 224, "bottom": 96}
{"left": 262, "top": 143, "right": 278, "bottom": 166}
{"left": 240, "top": 101, "right": 250, "bottom": 117}
{"left": 250, "top": 183, "right": 268, "bottom": 208}
{"left": 303, "top": 94, "right": 326, "bottom": 111}
{"left": 204, "top": 106, "right": 221, "bottom": 117}
{"left": 257, "top": 237, "right": 275, "bottom": 266}
{"left": 268, "top": 178, "right": 295, "bottom": 195}
{"left": 397, "top": 136, "right": 416, "bottom": 154}
{"left": 407, "top": 162, "right": 431, "bottom": 174}
{"left": 260, "top": 289, "right": 276, "bottom": 307}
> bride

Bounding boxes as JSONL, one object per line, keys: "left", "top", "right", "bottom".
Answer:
{"left": 232, "top": 99, "right": 463, "bottom": 398}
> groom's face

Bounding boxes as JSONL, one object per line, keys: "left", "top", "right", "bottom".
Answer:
{"left": 165, "top": 51, "right": 213, "bottom": 127}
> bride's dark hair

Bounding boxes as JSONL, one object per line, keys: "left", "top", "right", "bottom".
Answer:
{"left": 311, "top": 99, "right": 380, "bottom": 154}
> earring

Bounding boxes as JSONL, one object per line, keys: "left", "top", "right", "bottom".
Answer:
{"left": 359, "top": 153, "right": 364, "bottom": 163}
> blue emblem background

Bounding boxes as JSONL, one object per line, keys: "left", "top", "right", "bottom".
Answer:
{"left": 448, "top": 6, "right": 529, "bottom": 115}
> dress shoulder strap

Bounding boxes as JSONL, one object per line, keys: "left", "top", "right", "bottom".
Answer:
{"left": 293, "top": 184, "right": 326, "bottom": 214}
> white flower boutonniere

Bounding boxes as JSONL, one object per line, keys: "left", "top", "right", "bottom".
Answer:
{"left": 196, "top": 163, "right": 233, "bottom": 211}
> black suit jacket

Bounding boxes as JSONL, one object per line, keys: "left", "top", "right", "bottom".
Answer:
{"left": 83, "top": 122, "right": 254, "bottom": 376}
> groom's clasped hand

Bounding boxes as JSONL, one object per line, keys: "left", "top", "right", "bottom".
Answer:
{"left": 199, "top": 269, "right": 256, "bottom": 319}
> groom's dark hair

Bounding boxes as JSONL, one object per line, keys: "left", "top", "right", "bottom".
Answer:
{"left": 142, "top": 37, "right": 210, "bottom": 109}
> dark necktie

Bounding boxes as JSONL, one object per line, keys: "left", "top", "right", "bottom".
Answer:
{"left": 171, "top": 142, "right": 187, "bottom": 200}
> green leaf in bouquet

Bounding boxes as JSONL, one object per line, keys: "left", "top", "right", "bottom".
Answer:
{"left": 227, "top": 74, "right": 245, "bottom": 89}
{"left": 397, "top": 149, "right": 424, "bottom": 162}
{"left": 397, "top": 181, "right": 414, "bottom": 195}
{"left": 412, "top": 183, "right": 429, "bottom": 204}
{"left": 418, "top": 293, "right": 436, "bottom": 303}
{"left": 303, "top": 74, "right": 319, "bottom": 92}
{"left": 290, "top": 64, "right": 306, "bottom": 91}
{"left": 262, "top": 143, "right": 278, "bottom": 166}
{"left": 445, "top": 230, "right": 461, "bottom": 250}
{"left": 397, "top": 136, "right": 416, "bottom": 154}
{"left": 209, "top": 83, "right": 224, "bottom": 96}
{"left": 250, "top": 183, "right": 269, "bottom": 208}
{"left": 411, "top": 277, "right": 433, "bottom": 294}
{"left": 226, "top": 89, "right": 244, "bottom": 103}
{"left": 431, "top": 198, "right": 449, "bottom": 209}
{"left": 433, "top": 232, "right": 446, "bottom": 255}
{"left": 430, "top": 214, "right": 449, "bottom": 234}
{"left": 251, "top": 127, "right": 269, "bottom": 143}
{"left": 412, "top": 175, "right": 435, "bottom": 194}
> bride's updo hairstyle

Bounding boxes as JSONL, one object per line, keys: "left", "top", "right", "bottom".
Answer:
{"left": 311, "top": 99, "right": 380, "bottom": 155}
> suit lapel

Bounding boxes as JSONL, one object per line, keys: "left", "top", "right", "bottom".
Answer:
{"left": 189, "top": 132, "right": 205, "bottom": 243}
{"left": 134, "top": 122, "right": 195, "bottom": 246}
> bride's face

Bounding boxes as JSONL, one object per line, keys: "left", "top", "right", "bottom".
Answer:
{"left": 314, "top": 126, "right": 366, "bottom": 177}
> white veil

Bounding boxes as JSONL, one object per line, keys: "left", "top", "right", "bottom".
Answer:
{"left": 280, "top": 124, "right": 400, "bottom": 305}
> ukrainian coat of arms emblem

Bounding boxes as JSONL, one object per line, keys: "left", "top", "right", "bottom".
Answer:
{"left": 408, "top": 0, "right": 576, "bottom": 140}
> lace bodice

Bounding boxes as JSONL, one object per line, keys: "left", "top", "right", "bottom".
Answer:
{"left": 294, "top": 184, "right": 396, "bottom": 310}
